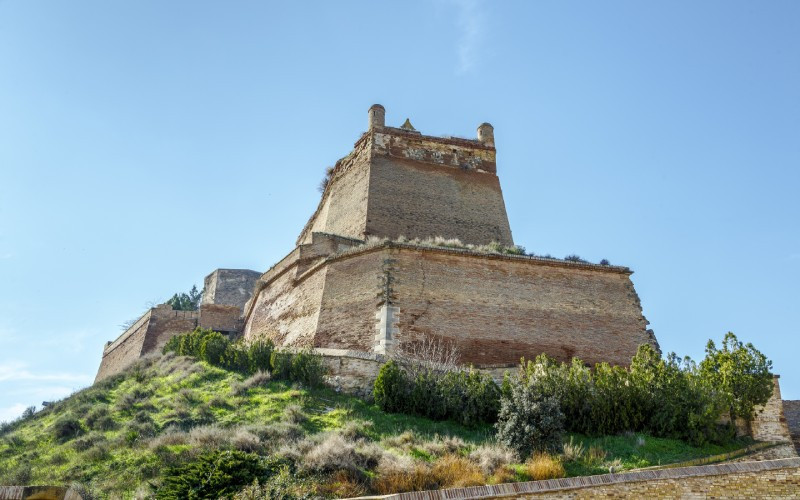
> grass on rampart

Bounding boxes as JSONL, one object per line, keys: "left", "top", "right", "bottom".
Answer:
{"left": 0, "top": 353, "right": 751, "bottom": 498}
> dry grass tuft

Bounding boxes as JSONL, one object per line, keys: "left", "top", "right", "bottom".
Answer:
{"left": 188, "top": 425, "right": 230, "bottom": 449}
{"left": 469, "top": 442, "right": 517, "bottom": 475}
{"left": 316, "top": 470, "right": 368, "bottom": 498}
{"left": 585, "top": 445, "right": 607, "bottom": 466}
{"left": 231, "top": 428, "right": 262, "bottom": 453}
{"left": 562, "top": 436, "right": 586, "bottom": 461}
{"left": 431, "top": 454, "right": 486, "bottom": 488}
{"left": 526, "top": 453, "right": 566, "bottom": 481}
{"left": 282, "top": 404, "right": 307, "bottom": 424}
{"left": 147, "top": 427, "right": 188, "bottom": 448}
{"left": 381, "top": 430, "right": 419, "bottom": 451}
{"left": 419, "top": 434, "right": 467, "bottom": 457}
{"left": 488, "top": 465, "right": 517, "bottom": 485}
{"left": 371, "top": 455, "right": 435, "bottom": 494}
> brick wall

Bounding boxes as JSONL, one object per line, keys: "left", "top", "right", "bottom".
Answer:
{"left": 785, "top": 400, "right": 800, "bottom": 453}
{"left": 298, "top": 126, "right": 513, "bottom": 247}
{"left": 201, "top": 269, "right": 261, "bottom": 309}
{"left": 95, "top": 305, "right": 198, "bottom": 382}
{"left": 244, "top": 241, "right": 653, "bottom": 368}
{"left": 94, "top": 309, "right": 153, "bottom": 382}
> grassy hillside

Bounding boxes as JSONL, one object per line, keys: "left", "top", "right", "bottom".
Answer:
{"left": 0, "top": 353, "right": 752, "bottom": 498}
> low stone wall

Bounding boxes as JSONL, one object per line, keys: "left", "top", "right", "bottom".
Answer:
{"left": 0, "top": 486, "right": 83, "bottom": 500}
{"left": 364, "top": 458, "right": 800, "bottom": 499}
{"left": 785, "top": 400, "right": 800, "bottom": 453}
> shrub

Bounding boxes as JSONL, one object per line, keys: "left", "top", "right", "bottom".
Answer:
{"left": 270, "top": 351, "right": 293, "bottom": 380}
{"left": 374, "top": 360, "right": 500, "bottom": 427}
{"left": 201, "top": 332, "right": 230, "bottom": 366}
{"left": 247, "top": 339, "right": 274, "bottom": 373}
{"left": 469, "top": 443, "right": 517, "bottom": 475}
{"left": 289, "top": 350, "right": 326, "bottom": 387}
{"left": 188, "top": 425, "right": 230, "bottom": 449}
{"left": 85, "top": 405, "right": 116, "bottom": 431}
{"left": 495, "top": 376, "right": 564, "bottom": 459}
{"left": 526, "top": 453, "right": 565, "bottom": 480}
{"left": 373, "top": 360, "right": 409, "bottom": 413}
{"left": 371, "top": 455, "right": 435, "bottom": 494}
{"left": 156, "top": 450, "right": 275, "bottom": 500}
{"left": 282, "top": 404, "right": 307, "bottom": 425}
{"left": 301, "top": 433, "right": 362, "bottom": 474}
{"left": 52, "top": 416, "right": 84, "bottom": 442}
{"left": 699, "top": 332, "right": 774, "bottom": 422}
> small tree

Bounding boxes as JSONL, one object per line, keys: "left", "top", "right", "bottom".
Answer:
{"left": 167, "top": 285, "right": 203, "bottom": 311}
{"left": 699, "top": 332, "right": 773, "bottom": 422}
{"left": 373, "top": 360, "right": 409, "bottom": 413}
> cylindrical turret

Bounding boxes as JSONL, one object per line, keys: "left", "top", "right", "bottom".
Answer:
{"left": 477, "top": 122, "right": 494, "bottom": 147}
{"left": 368, "top": 104, "right": 385, "bottom": 130}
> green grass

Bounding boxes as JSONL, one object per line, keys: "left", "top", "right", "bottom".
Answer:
{"left": 0, "top": 353, "right": 755, "bottom": 498}
{"left": 562, "top": 433, "right": 753, "bottom": 477}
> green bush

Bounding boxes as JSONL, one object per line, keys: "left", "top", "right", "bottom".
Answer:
{"left": 289, "top": 350, "right": 326, "bottom": 387}
{"left": 247, "top": 339, "right": 274, "bottom": 373}
{"left": 269, "top": 351, "right": 292, "bottom": 380}
{"left": 52, "top": 415, "right": 84, "bottom": 442}
{"left": 373, "top": 360, "right": 408, "bottom": 413}
{"left": 495, "top": 377, "right": 564, "bottom": 458}
{"left": 163, "top": 329, "right": 324, "bottom": 387}
{"left": 156, "top": 450, "right": 275, "bottom": 500}
{"left": 699, "top": 332, "right": 773, "bottom": 422}
{"left": 200, "top": 332, "right": 229, "bottom": 366}
{"left": 373, "top": 361, "right": 500, "bottom": 427}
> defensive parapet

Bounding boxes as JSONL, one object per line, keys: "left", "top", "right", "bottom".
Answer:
{"left": 298, "top": 105, "right": 513, "bottom": 246}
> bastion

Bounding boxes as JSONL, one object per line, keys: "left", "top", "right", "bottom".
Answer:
{"left": 97, "top": 105, "right": 658, "bottom": 380}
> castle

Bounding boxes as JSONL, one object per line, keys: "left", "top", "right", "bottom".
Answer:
{"left": 96, "top": 105, "right": 659, "bottom": 381}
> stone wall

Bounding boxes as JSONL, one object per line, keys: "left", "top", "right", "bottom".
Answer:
{"left": 784, "top": 400, "right": 800, "bottom": 453}
{"left": 743, "top": 376, "right": 797, "bottom": 459}
{"left": 371, "top": 458, "right": 800, "bottom": 499}
{"left": 0, "top": 486, "right": 83, "bottom": 500}
{"left": 201, "top": 269, "right": 261, "bottom": 310}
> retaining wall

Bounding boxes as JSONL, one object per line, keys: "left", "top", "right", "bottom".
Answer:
{"left": 365, "top": 458, "right": 800, "bottom": 499}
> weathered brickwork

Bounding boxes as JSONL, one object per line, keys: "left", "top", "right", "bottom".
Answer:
{"left": 298, "top": 116, "right": 513, "bottom": 247}
{"left": 376, "top": 458, "right": 800, "bottom": 499}
{"left": 96, "top": 269, "right": 261, "bottom": 381}
{"left": 95, "top": 305, "right": 198, "bottom": 382}
{"left": 243, "top": 240, "right": 654, "bottom": 367}
{"left": 784, "top": 400, "right": 800, "bottom": 454}
{"left": 745, "top": 377, "right": 796, "bottom": 459}
{"left": 202, "top": 269, "right": 261, "bottom": 310}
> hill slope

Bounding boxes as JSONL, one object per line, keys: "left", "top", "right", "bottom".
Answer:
{"left": 0, "top": 353, "right": 751, "bottom": 498}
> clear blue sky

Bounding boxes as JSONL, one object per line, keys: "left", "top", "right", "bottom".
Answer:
{"left": 1, "top": 1, "right": 798, "bottom": 421}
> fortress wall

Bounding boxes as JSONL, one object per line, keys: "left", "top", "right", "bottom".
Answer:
{"left": 366, "top": 156, "right": 514, "bottom": 246}
{"left": 265, "top": 244, "right": 651, "bottom": 367}
{"left": 242, "top": 263, "right": 326, "bottom": 348}
{"left": 94, "top": 310, "right": 153, "bottom": 382}
{"left": 138, "top": 308, "right": 198, "bottom": 356}
{"left": 314, "top": 250, "right": 387, "bottom": 351}
{"left": 198, "top": 304, "right": 241, "bottom": 334}
{"left": 95, "top": 306, "right": 199, "bottom": 382}
{"left": 387, "top": 247, "right": 651, "bottom": 366}
{"left": 201, "top": 269, "right": 261, "bottom": 310}
{"left": 298, "top": 137, "right": 372, "bottom": 245}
